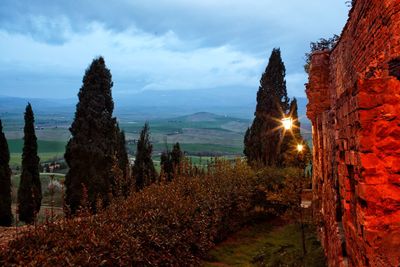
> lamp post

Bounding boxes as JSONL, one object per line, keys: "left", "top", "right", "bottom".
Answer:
{"left": 281, "top": 117, "right": 293, "bottom": 130}
{"left": 297, "top": 143, "right": 304, "bottom": 153}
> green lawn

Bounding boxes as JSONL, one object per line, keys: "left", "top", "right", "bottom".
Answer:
{"left": 204, "top": 221, "right": 326, "bottom": 267}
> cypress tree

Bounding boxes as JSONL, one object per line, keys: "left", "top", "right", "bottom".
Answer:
{"left": 171, "top": 142, "right": 183, "bottom": 168}
{"left": 115, "top": 125, "right": 131, "bottom": 197}
{"left": 244, "top": 48, "right": 289, "bottom": 166}
{"left": 116, "top": 126, "right": 129, "bottom": 179}
{"left": 132, "top": 123, "right": 156, "bottom": 190}
{"left": 18, "top": 103, "right": 42, "bottom": 224}
{"left": 0, "top": 120, "right": 12, "bottom": 226}
{"left": 160, "top": 151, "right": 173, "bottom": 181}
{"left": 160, "top": 142, "right": 183, "bottom": 181}
{"left": 243, "top": 127, "right": 251, "bottom": 159}
{"left": 281, "top": 98, "right": 311, "bottom": 168}
{"left": 64, "top": 57, "right": 117, "bottom": 214}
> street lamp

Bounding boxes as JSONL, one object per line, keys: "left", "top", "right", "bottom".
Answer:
{"left": 281, "top": 117, "right": 293, "bottom": 130}
{"left": 297, "top": 143, "right": 304, "bottom": 153}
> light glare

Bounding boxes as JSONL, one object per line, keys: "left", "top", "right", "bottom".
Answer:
{"left": 297, "top": 144, "right": 304, "bottom": 152}
{"left": 282, "top": 117, "right": 293, "bottom": 130}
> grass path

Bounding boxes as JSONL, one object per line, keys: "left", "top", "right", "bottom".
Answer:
{"left": 203, "top": 218, "right": 326, "bottom": 267}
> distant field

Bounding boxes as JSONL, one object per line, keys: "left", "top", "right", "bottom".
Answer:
{"left": 152, "top": 143, "right": 243, "bottom": 155}
{"left": 4, "top": 112, "right": 251, "bottom": 168}
{"left": 8, "top": 139, "right": 66, "bottom": 167}
{"left": 7, "top": 139, "right": 67, "bottom": 154}
{"left": 122, "top": 113, "right": 248, "bottom": 156}
{"left": 10, "top": 153, "right": 65, "bottom": 167}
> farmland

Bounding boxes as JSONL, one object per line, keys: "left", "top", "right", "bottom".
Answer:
{"left": 3, "top": 111, "right": 252, "bottom": 168}
{"left": 2, "top": 109, "right": 312, "bottom": 170}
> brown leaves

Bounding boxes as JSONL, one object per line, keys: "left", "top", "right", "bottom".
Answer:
{"left": 0, "top": 159, "right": 265, "bottom": 266}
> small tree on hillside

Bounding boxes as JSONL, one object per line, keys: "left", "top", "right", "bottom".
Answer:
{"left": 132, "top": 123, "right": 156, "bottom": 190}
{"left": 244, "top": 48, "right": 289, "bottom": 166}
{"left": 18, "top": 104, "right": 42, "bottom": 224}
{"left": 64, "top": 57, "right": 118, "bottom": 214}
{"left": 0, "top": 120, "right": 12, "bottom": 226}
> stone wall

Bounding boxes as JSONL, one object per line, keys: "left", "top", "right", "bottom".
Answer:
{"left": 306, "top": 0, "right": 400, "bottom": 266}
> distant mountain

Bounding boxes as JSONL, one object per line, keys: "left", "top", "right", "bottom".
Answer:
{"left": 174, "top": 112, "right": 247, "bottom": 122}
{"left": 0, "top": 96, "right": 76, "bottom": 114}
{"left": 0, "top": 90, "right": 309, "bottom": 122}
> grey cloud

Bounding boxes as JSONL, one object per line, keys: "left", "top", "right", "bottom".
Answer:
{"left": 0, "top": 0, "right": 350, "bottom": 98}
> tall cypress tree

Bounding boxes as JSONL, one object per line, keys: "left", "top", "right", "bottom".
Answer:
{"left": 115, "top": 125, "right": 131, "bottom": 197}
{"left": 18, "top": 103, "right": 42, "bottom": 224}
{"left": 116, "top": 126, "right": 129, "bottom": 179}
{"left": 64, "top": 57, "right": 117, "bottom": 214}
{"left": 160, "top": 151, "right": 172, "bottom": 181}
{"left": 170, "top": 142, "right": 183, "bottom": 168}
{"left": 160, "top": 142, "right": 183, "bottom": 182}
{"left": 132, "top": 123, "right": 156, "bottom": 190}
{"left": 244, "top": 48, "right": 289, "bottom": 166}
{"left": 281, "top": 98, "right": 311, "bottom": 168}
{"left": 0, "top": 120, "right": 12, "bottom": 226}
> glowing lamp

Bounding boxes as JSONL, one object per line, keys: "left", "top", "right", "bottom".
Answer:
{"left": 281, "top": 117, "right": 293, "bottom": 130}
{"left": 297, "top": 144, "right": 304, "bottom": 152}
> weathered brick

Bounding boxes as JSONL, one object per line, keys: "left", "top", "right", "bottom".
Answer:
{"left": 306, "top": 1, "right": 400, "bottom": 266}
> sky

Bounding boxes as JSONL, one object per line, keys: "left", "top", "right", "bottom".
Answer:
{"left": 0, "top": 0, "right": 350, "bottom": 100}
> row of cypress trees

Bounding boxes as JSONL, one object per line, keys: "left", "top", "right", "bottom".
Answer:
{"left": 0, "top": 103, "right": 42, "bottom": 225}
{"left": 0, "top": 56, "right": 184, "bottom": 224}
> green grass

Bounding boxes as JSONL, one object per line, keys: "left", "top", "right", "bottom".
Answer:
{"left": 7, "top": 139, "right": 67, "bottom": 153}
{"left": 7, "top": 139, "right": 66, "bottom": 167}
{"left": 204, "top": 221, "right": 326, "bottom": 267}
{"left": 120, "top": 116, "right": 248, "bottom": 135}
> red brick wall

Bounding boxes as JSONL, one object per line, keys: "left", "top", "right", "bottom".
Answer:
{"left": 306, "top": 1, "right": 400, "bottom": 266}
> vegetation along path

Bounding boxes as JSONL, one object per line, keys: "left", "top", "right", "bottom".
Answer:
{"left": 203, "top": 218, "right": 326, "bottom": 267}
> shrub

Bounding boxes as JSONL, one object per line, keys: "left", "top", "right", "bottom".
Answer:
{"left": 0, "top": 159, "right": 269, "bottom": 266}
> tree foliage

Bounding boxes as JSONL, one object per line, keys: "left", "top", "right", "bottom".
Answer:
{"left": 304, "top": 35, "right": 339, "bottom": 73}
{"left": 0, "top": 159, "right": 312, "bottom": 266}
{"left": 64, "top": 57, "right": 118, "bottom": 214}
{"left": 0, "top": 159, "right": 264, "bottom": 266}
{"left": 0, "top": 119, "right": 12, "bottom": 226}
{"left": 244, "top": 48, "right": 289, "bottom": 166}
{"left": 115, "top": 125, "right": 131, "bottom": 197}
{"left": 280, "top": 98, "right": 312, "bottom": 168}
{"left": 132, "top": 123, "right": 156, "bottom": 190}
{"left": 161, "top": 142, "right": 184, "bottom": 181}
{"left": 18, "top": 103, "right": 42, "bottom": 224}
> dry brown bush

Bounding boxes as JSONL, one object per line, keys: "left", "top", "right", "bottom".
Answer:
{"left": 0, "top": 159, "right": 268, "bottom": 266}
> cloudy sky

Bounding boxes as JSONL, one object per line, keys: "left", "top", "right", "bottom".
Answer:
{"left": 0, "top": 0, "right": 349, "bottom": 100}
